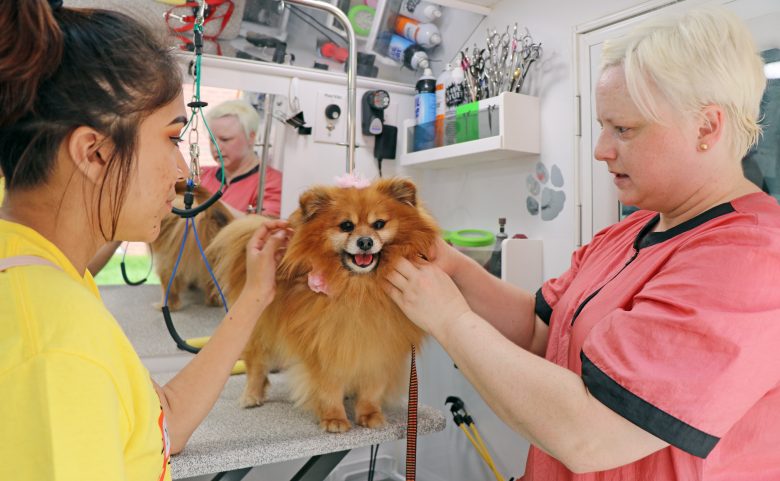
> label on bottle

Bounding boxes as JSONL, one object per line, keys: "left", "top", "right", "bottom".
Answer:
{"left": 387, "top": 35, "right": 413, "bottom": 63}
{"left": 445, "top": 81, "right": 465, "bottom": 108}
{"left": 402, "top": 0, "right": 422, "bottom": 15}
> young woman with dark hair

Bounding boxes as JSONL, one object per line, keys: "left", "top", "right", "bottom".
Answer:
{"left": 0, "top": 2, "right": 289, "bottom": 478}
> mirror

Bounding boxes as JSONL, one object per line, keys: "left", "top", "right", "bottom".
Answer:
{"left": 67, "top": 0, "right": 485, "bottom": 85}
{"left": 180, "top": 83, "right": 287, "bottom": 219}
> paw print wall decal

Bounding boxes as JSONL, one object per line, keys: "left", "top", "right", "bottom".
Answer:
{"left": 526, "top": 162, "right": 565, "bottom": 221}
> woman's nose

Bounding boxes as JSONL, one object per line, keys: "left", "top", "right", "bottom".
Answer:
{"left": 176, "top": 151, "right": 190, "bottom": 181}
{"left": 593, "top": 130, "right": 616, "bottom": 162}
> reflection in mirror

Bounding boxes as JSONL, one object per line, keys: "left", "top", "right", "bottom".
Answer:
{"left": 180, "top": 84, "right": 287, "bottom": 218}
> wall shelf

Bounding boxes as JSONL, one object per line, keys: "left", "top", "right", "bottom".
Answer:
{"left": 399, "top": 92, "right": 540, "bottom": 169}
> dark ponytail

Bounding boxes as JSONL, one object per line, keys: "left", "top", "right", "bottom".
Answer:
{"left": 0, "top": 1, "right": 182, "bottom": 239}
{"left": 0, "top": 0, "right": 63, "bottom": 127}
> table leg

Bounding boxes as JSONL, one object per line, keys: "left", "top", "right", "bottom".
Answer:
{"left": 211, "top": 467, "right": 253, "bottom": 480}
{"left": 290, "top": 450, "right": 350, "bottom": 481}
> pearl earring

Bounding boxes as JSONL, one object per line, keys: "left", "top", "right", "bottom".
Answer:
{"left": 699, "top": 143, "right": 709, "bottom": 151}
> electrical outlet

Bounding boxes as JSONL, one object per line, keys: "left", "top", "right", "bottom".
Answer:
{"left": 313, "top": 91, "right": 346, "bottom": 145}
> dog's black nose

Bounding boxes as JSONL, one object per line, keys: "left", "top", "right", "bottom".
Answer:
{"left": 357, "top": 236, "right": 373, "bottom": 251}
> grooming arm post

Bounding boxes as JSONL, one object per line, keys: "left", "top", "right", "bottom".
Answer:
{"left": 282, "top": 0, "right": 357, "bottom": 174}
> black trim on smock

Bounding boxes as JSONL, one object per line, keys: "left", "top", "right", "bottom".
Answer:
{"left": 535, "top": 201, "right": 736, "bottom": 329}
{"left": 214, "top": 164, "right": 259, "bottom": 185}
{"left": 581, "top": 352, "right": 719, "bottom": 458}
{"left": 534, "top": 288, "right": 553, "bottom": 325}
{"left": 636, "top": 202, "right": 735, "bottom": 249}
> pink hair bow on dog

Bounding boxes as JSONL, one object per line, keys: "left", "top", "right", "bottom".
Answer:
{"left": 334, "top": 172, "right": 371, "bottom": 189}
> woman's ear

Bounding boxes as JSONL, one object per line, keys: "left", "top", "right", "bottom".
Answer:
{"left": 697, "top": 105, "right": 725, "bottom": 152}
{"left": 66, "top": 126, "right": 111, "bottom": 185}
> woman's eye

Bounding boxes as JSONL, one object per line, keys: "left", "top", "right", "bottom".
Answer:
{"left": 170, "top": 136, "right": 184, "bottom": 145}
{"left": 339, "top": 221, "right": 354, "bottom": 232}
{"left": 616, "top": 126, "right": 630, "bottom": 134}
{"left": 372, "top": 220, "right": 386, "bottom": 230}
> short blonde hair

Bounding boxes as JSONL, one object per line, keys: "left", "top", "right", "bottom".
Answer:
{"left": 601, "top": 8, "right": 766, "bottom": 159}
{"left": 205, "top": 99, "right": 261, "bottom": 140}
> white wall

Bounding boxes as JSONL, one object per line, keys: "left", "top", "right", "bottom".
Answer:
{"left": 403, "top": 0, "right": 652, "bottom": 282}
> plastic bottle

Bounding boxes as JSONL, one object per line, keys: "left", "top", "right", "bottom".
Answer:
{"left": 399, "top": 0, "right": 442, "bottom": 22}
{"left": 414, "top": 67, "right": 436, "bottom": 151}
{"left": 394, "top": 15, "right": 441, "bottom": 48}
{"left": 486, "top": 217, "right": 508, "bottom": 277}
{"left": 444, "top": 64, "right": 465, "bottom": 145}
{"left": 387, "top": 34, "right": 430, "bottom": 71}
{"left": 435, "top": 64, "right": 452, "bottom": 147}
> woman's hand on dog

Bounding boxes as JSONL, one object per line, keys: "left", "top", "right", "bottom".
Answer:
{"left": 243, "top": 220, "right": 291, "bottom": 304}
{"left": 427, "top": 237, "right": 464, "bottom": 278}
{"left": 384, "top": 256, "right": 471, "bottom": 336}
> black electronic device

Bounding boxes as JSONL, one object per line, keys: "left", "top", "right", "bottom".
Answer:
{"left": 361, "top": 89, "right": 390, "bottom": 136}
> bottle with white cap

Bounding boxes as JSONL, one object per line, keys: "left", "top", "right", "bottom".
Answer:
{"left": 387, "top": 34, "right": 430, "bottom": 71}
{"left": 444, "top": 63, "right": 466, "bottom": 145}
{"left": 399, "top": 0, "right": 442, "bottom": 22}
{"left": 394, "top": 16, "right": 442, "bottom": 48}
{"left": 435, "top": 64, "right": 452, "bottom": 146}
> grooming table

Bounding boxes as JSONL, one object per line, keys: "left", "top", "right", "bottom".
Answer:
{"left": 101, "top": 285, "right": 446, "bottom": 481}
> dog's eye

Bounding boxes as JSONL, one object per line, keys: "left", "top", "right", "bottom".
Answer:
{"left": 339, "top": 221, "right": 355, "bottom": 232}
{"left": 372, "top": 220, "right": 386, "bottom": 230}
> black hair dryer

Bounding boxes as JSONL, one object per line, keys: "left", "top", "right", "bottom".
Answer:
{"left": 361, "top": 89, "right": 390, "bottom": 136}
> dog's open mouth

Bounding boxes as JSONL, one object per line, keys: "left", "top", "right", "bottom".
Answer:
{"left": 342, "top": 251, "right": 381, "bottom": 273}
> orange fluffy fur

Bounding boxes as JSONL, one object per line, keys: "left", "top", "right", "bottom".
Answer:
{"left": 208, "top": 177, "right": 439, "bottom": 432}
{"left": 152, "top": 184, "right": 234, "bottom": 311}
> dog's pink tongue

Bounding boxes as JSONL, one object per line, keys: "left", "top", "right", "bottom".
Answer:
{"left": 354, "top": 253, "right": 374, "bottom": 267}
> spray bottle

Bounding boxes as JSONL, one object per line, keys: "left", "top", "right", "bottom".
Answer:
{"left": 414, "top": 67, "right": 436, "bottom": 151}
{"left": 387, "top": 34, "right": 430, "bottom": 71}
{"left": 486, "top": 217, "right": 508, "bottom": 277}
{"left": 395, "top": 16, "right": 442, "bottom": 48}
{"left": 435, "top": 64, "right": 452, "bottom": 147}
{"left": 399, "top": 0, "right": 442, "bottom": 22}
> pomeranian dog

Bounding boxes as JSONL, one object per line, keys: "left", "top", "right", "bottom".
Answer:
{"left": 152, "top": 183, "right": 235, "bottom": 311}
{"left": 208, "top": 177, "right": 439, "bottom": 432}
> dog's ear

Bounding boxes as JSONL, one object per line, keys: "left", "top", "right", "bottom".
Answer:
{"left": 299, "top": 186, "right": 332, "bottom": 222}
{"left": 211, "top": 207, "right": 232, "bottom": 228}
{"left": 377, "top": 178, "right": 417, "bottom": 207}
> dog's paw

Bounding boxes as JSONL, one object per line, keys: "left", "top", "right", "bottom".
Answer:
{"left": 238, "top": 390, "right": 265, "bottom": 408}
{"left": 526, "top": 162, "right": 566, "bottom": 221}
{"left": 205, "top": 292, "right": 222, "bottom": 307}
{"left": 356, "top": 411, "right": 386, "bottom": 429}
{"left": 320, "top": 418, "right": 352, "bottom": 433}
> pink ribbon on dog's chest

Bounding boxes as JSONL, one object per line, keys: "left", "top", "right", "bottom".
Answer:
{"left": 307, "top": 272, "right": 330, "bottom": 296}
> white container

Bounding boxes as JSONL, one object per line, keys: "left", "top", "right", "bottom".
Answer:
{"left": 395, "top": 16, "right": 442, "bottom": 48}
{"left": 325, "top": 455, "right": 404, "bottom": 481}
{"left": 398, "top": 0, "right": 443, "bottom": 22}
{"left": 400, "top": 92, "right": 540, "bottom": 168}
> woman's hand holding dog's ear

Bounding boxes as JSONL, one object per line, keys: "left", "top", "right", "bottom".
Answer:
{"left": 384, "top": 257, "right": 471, "bottom": 336}
{"left": 243, "top": 220, "right": 291, "bottom": 306}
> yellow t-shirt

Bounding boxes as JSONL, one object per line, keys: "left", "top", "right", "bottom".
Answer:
{"left": 0, "top": 219, "right": 172, "bottom": 481}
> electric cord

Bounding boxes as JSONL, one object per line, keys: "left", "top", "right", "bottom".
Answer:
{"left": 287, "top": 4, "right": 346, "bottom": 47}
{"left": 368, "top": 444, "right": 379, "bottom": 481}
